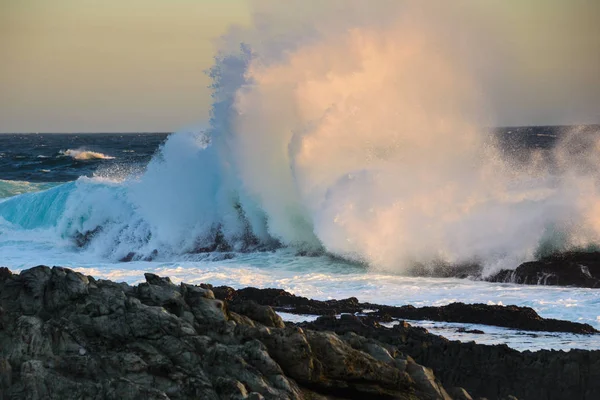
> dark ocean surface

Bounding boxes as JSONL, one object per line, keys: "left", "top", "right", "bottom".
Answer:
{"left": 2, "top": 126, "right": 599, "bottom": 184}
{"left": 0, "top": 133, "right": 170, "bottom": 183}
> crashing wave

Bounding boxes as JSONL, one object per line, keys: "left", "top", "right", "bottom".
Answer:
{"left": 2, "top": 2, "right": 600, "bottom": 274}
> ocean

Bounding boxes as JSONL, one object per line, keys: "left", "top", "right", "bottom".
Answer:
{"left": 1, "top": 127, "right": 600, "bottom": 352}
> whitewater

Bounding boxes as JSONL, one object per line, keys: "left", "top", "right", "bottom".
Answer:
{"left": 2, "top": 1, "right": 600, "bottom": 350}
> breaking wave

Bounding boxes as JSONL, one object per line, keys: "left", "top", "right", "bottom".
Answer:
{"left": 2, "top": 1, "right": 600, "bottom": 275}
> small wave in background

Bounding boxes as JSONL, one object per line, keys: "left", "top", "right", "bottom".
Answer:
{"left": 60, "top": 149, "right": 115, "bottom": 160}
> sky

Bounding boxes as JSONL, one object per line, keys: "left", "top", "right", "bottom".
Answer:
{"left": 1, "top": 0, "right": 599, "bottom": 133}
{"left": 0, "top": 0, "right": 250, "bottom": 133}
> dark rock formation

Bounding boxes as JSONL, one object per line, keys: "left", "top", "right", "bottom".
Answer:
{"left": 208, "top": 285, "right": 363, "bottom": 316}
{"left": 487, "top": 251, "right": 600, "bottom": 288}
{"left": 302, "top": 314, "right": 600, "bottom": 400}
{"left": 209, "top": 285, "right": 598, "bottom": 334}
{"left": 3, "top": 266, "right": 599, "bottom": 399}
{"left": 403, "top": 251, "right": 600, "bottom": 289}
{"left": 73, "top": 226, "right": 102, "bottom": 248}
{"left": 375, "top": 303, "right": 597, "bottom": 334}
{"left": 0, "top": 266, "right": 465, "bottom": 400}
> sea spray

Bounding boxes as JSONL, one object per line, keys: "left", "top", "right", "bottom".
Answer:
{"left": 1, "top": 1, "right": 600, "bottom": 275}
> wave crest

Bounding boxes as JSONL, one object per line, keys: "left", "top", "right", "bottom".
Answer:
{"left": 61, "top": 149, "right": 115, "bottom": 160}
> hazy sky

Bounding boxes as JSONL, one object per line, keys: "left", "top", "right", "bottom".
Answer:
{"left": 1, "top": 0, "right": 599, "bottom": 133}
{"left": 1, "top": 0, "right": 250, "bottom": 132}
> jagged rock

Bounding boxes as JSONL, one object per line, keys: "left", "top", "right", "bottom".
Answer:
{"left": 0, "top": 267, "right": 12, "bottom": 281}
{"left": 301, "top": 314, "right": 598, "bottom": 400}
{"left": 73, "top": 226, "right": 102, "bottom": 248}
{"left": 448, "top": 387, "right": 473, "bottom": 400}
{"left": 406, "top": 363, "right": 452, "bottom": 400}
{"left": 1, "top": 266, "right": 460, "bottom": 400}
{"left": 228, "top": 300, "right": 285, "bottom": 328}
{"left": 487, "top": 251, "right": 600, "bottom": 288}
{"left": 211, "top": 285, "right": 597, "bottom": 334}
{"left": 375, "top": 303, "right": 597, "bottom": 334}
{"left": 212, "top": 286, "right": 362, "bottom": 316}
{"left": 409, "top": 262, "right": 483, "bottom": 279}
{"left": 0, "top": 357, "right": 12, "bottom": 391}
{"left": 3, "top": 266, "right": 597, "bottom": 399}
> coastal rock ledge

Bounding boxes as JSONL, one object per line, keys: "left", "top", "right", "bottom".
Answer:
{"left": 0, "top": 267, "right": 597, "bottom": 400}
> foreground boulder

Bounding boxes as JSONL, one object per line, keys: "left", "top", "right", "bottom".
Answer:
{"left": 0, "top": 266, "right": 464, "bottom": 400}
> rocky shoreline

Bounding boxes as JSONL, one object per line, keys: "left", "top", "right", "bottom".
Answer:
{"left": 487, "top": 251, "right": 600, "bottom": 288}
{"left": 408, "top": 251, "right": 600, "bottom": 288}
{"left": 209, "top": 285, "right": 597, "bottom": 334}
{"left": 1, "top": 266, "right": 599, "bottom": 400}
{"left": 115, "top": 248, "right": 600, "bottom": 289}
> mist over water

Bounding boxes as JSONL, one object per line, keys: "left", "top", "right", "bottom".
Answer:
{"left": 1, "top": 1, "right": 600, "bottom": 277}
{"left": 199, "top": 1, "right": 600, "bottom": 273}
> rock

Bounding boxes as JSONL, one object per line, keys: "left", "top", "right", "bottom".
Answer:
{"left": 0, "top": 357, "right": 12, "bottom": 391}
{"left": 457, "top": 328, "right": 484, "bottom": 334}
{"left": 213, "top": 286, "right": 362, "bottom": 316}
{"left": 301, "top": 312, "right": 600, "bottom": 400}
{"left": 404, "top": 251, "right": 600, "bottom": 289}
{"left": 1, "top": 266, "right": 455, "bottom": 400}
{"left": 487, "top": 251, "right": 600, "bottom": 288}
{"left": 73, "top": 226, "right": 102, "bottom": 248}
{"left": 120, "top": 252, "right": 137, "bottom": 262}
{"left": 409, "top": 262, "right": 483, "bottom": 279}
{"left": 2, "top": 265, "right": 599, "bottom": 400}
{"left": 448, "top": 387, "right": 473, "bottom": 400}
{"left": 406, "top": 362, "right": 452, "bottom": 400}
{"left": 375, "top": 303, "right": 598, "bottom": 334}
{"left": 0, "top": 267, "right": 12, "bottom": 282}
{"left": 228, "top": 300, "right": 285, "bottom": 328}
{"left": 211, "top": 285, "right": 598, "bottom": 335}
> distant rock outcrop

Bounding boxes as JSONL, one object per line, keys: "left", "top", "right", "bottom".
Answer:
{"left": 487, "top": 251, "right": 600, "bottom": 288}
{"left": 209, "top": 284, "right": 597, "bottom": 334}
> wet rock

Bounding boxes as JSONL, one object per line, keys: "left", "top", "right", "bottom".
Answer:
{"left": 407, "top": 362, "right": 452, "bottom": 400}
{"left": 0, "top": 357, "right": 12, "bottom": 391}
{"left": 0, "top": 267, "right": 12, "bottom": 282}
{"left": 211, "top": 286, "right": 597, "bottom": 334}
{"left": 73, "top": 226, "right": 102, "bottom": 248}
{"left": 212, "top": 286, "right": 362, "bottom": 316}
{"left": 120, "top": 252, "right": 137, "bottom": 262}
{"left": 1, "top": 266, "right": 454, "bottom": 400}
{"left": 487, "top": 251, "right": 600, "bottom": 288}
{"left": 409, "top": 262, "right": 483, "bottom": 279}
{"left": 228, "top": 300, "right": 285, "bottom": 328}
{"left": 301, "top": 313, "right": 599, "bottom": 400}
{"left": 457, "top": 328, "right": 484, "bottom": 334}
{"left": 448, "top": 387, "right": 473, "bottom": 400}
{"left": 375, "top": 303, "right": 598, "bottom": 334}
